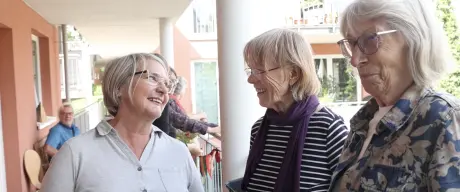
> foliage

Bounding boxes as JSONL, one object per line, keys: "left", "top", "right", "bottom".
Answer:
{"left": 436, "top": 0, "right": 460, "bottom": 96}
{"left": 343, "top": 66, "right": 357, "bottom": 101}
{"left": 92, "top": 84, "right": 102, "bottom": 96}
{"left": 318, "top": 75, "right": 338, "bottom": 99}
{"left": 318, "top": 64, "right": 357, "bottom": 102}
{"left": 176, "top": 130, "right": 198, "bottom": 144}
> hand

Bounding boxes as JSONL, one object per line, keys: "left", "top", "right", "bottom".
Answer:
{"left": 187, "top": 143, "right": 202, "bottom": 157}
{"left": 206, "top": 126, "right": 221, "bottom": 134}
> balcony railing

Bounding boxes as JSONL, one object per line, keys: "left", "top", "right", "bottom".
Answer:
{"left": 196, "top": 134, "right": 223, "bottom": 192}
{"left": 73, "top": 100, "right": 107, "bottom": 133}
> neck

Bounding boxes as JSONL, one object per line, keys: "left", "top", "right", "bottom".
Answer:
{"left": 272, "top": 96, "right": 295, "bottom": 114}
{"left": 375, "top": 83, "right": 413, "bottom": 107}
{"left": 110, "top": 109, "right": 152, "bottom": 151}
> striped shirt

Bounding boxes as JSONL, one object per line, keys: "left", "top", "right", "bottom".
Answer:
{"left": 247, "top": 107, "right": 349, "bottom": 192}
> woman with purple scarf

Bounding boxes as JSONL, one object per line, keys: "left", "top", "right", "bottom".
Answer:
{"left": 240, "top": 28, "right": 349, "bottom": 192}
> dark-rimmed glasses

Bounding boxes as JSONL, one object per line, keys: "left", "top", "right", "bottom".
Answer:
{"left": 337, "top": 30, "right": 397, "bottom": 58}
{"left": 134, "top": 70, "right": 173, "bottom": 91}
{"left": 244, "top": 66, "right": 281, "bottom": 77}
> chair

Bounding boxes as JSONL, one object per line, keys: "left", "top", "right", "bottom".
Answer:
{"left": 24, "top": 150, "right": 42, "bottom": 190}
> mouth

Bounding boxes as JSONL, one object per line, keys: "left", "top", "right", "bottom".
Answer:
{"left": 255, "top": 88, "right": 266, "bottom": 94}
{"left": 147, "top": 97, "right": 163, "bottom": 105}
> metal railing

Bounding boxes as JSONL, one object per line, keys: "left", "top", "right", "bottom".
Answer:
{"left": 196, "top": 134, "right": 223, "bottom": 192}
{"left": 73, "top": 100, "right": 106, "bottom": 133}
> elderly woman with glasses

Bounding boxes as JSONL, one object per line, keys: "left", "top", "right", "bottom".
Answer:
{"left": 240, "top": 28, "right": 349, "bottom": 192}
{"left": 41, "top": 53, "right": 204, "bottom": 192}
{"left": 330, "top": 0, "right": 460, "bottom": 191}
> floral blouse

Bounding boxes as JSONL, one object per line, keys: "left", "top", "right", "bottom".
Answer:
{"left": 330, "top": 85, "right": 460, "bottom": 192}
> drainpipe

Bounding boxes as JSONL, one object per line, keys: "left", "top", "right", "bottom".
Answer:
{"left": 61, "top": 24, "right": 70, "bottom": 102}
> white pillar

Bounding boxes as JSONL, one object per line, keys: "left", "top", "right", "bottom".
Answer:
{"left": 159, "top": 18, "right": 175, "bottom": 68}
{"left": 216, "top": 0, "right": 288, "bottom": 188}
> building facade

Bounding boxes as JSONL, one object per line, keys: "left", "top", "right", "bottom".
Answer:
{"left": 0, "top": 0, "right": 61, "bottom": 190}
{"left": 169, "top": 0, "right": 369, "bottom": 123}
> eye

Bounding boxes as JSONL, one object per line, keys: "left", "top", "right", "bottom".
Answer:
{"left": 148, "top": 75, "right": 156, "bottom": 81}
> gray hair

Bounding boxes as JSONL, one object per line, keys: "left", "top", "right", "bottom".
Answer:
{"left": 173, "top": 76, "right": 187, "bottom": 96}
{"left": 102, "top": 53, "right": 168, "bottom": 116}
{"left": 59, "top": 102, "right": 74, "bottom": 114}
{"left": 243, "top": 28, "right": 321, "bottom": 101}
{"left": 340, "top": 0, "right": 453, "bottom": 87}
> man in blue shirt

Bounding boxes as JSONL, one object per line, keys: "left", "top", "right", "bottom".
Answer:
{"left": 44, "top": 103, "right": 80, "bottom": 158}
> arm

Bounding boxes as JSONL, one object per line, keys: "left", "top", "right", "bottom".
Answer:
{"left": 186, "top": 145, "right": 205, "bottom": 192}
{"left": 326, "top": 116, "right": 349, "bottom": 172}
{"left": 40, "top": 143, "right": 76, "bottom": 191}
{"left": 44, "top": 144, "right": 58, "bottom": 157}
{"left": 169, "top": 106, "right": 217, "bottom": 135}
{"left": 429, "top": 109, "right": 460, "bottom": 191}
{"left": 44, "top": 128, "right": 61, "bottom": 157}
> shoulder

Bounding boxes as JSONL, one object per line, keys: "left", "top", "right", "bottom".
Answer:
{"left": 418, "top": 90, "right": 460, "bottom": 123}
{"left": 63, "top": 128, "right": 99, "bottom": 151}
{"left": 251, "top": 116, "right": 264, "bottom": 134}
{"left": 310, "top": 106, "right": 348, "bottom": 130}
{"left": 48, "top": 125, "right": 65, "bottom": 136}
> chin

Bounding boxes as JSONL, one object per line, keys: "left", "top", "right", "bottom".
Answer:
{"left": 258, "top": 99, "right": 270, "bottom": 108}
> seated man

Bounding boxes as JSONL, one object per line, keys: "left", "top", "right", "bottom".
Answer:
{"left": 44, "top": 103, "right": 80, "bottom": 158}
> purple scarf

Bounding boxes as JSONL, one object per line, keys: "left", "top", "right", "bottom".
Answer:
{"left": 241, "top": 96, "right": 320, "bottom": 192}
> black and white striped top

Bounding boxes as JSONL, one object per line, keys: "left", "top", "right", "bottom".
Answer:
{"left": 247, "top": 107, "right": 349, "bottom": 192}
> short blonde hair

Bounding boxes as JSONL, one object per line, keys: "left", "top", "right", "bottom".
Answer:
{"left": 102, "top": 53, "right": 168, "bottom": 116}
{"left": 340, "top": 0, "right": 452, "bottom": 87}
{"left": 243, "top": 28, "right": 320, "bottom": 101}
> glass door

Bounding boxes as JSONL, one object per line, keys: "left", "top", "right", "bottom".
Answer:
{"left": 192, "top": 61, "right": 220, "bottom": 124}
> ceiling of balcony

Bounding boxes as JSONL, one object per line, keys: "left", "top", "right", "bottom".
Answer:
{"left": 23, "top": 0, "right": 191, "bottom": 57}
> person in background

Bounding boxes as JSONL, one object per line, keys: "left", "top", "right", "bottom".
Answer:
{"left": 168, "top": 75, "right": 220, "bottom": 136}
{"left": 241, "top": 28, "right": 349, "bottom": 192}
{"left": 41, "top": 53, "right": 203, "bottom": 192}
{"left": 44, "top": 103, "right": 80, "bottom": 158}
{"left": 331, "top": 0, "right": 460, "bottom": 191}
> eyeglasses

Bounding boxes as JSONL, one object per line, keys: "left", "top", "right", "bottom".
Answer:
{"left": 134, "top": 70, "right": 173, "bottom": 91}
{"left": 337, "top": 30, "right": 397, "bottom": 58}
{"left": 244, "top": 66, "right": 281, "bottom": 77}
{"left": 60, "top": 112, "right": 73, "bottom": 116}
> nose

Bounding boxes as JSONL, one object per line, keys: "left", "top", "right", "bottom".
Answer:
{"left": 247, "top": 73, "right": 257, "bottom": 84}
{"left": 155, "top": 84, "right": 167, "bottom": 95}
{"left": 350, "top": 46, "right": 364, "bottom": 68}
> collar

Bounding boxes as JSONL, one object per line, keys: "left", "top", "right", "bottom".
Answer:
{"left": 350, "top": 84, "right": 430, "bottom": 134}
{"left": 96, "top": 120, "right": 163, "bottom": 137}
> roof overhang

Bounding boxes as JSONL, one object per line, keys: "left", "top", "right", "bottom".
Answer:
{"left": 24, "top": 0, "right": 191, "bottom": 57}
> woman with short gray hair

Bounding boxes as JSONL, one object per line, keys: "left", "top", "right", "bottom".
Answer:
{"left": 173, "top": 76, "right": 187, "bottom": 99}
{"left": 41, "top": 53, "right": 204, "bottom": 192}
{"left": 240, "top": 28, "right": 349, "bottom": 192}
{"left": 331, "top": 0, "right": 460, "bottom": 191}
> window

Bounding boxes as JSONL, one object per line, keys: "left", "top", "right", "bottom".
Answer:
{"left": 314, "top": 55, "right": 358, "bottom": 102}
{"left": 32, "top": 35, "right": 42, "bottom": 107}
{"left": 191, "top": 61, "right": 220, "bottom": 124}
{"left": 332, "top": 58, "right": 356, "bottom": 102}
{"left": 192, "top": 0, "right": 217, "bottom": 34}
{"left": 60, "top": 56, "right": 82, "bottom": 95}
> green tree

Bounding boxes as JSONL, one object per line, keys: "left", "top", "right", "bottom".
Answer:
{"left": 436, "top": 0, "right": 460, "bottom": 96}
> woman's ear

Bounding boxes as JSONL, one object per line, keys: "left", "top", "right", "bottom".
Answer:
{"left": 289, "top": 67, "right": 300, "bottom": 85}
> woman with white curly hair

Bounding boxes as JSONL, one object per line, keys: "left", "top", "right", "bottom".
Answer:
{"left": 330, "top": 0, "right": 460, "bottom": 191}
